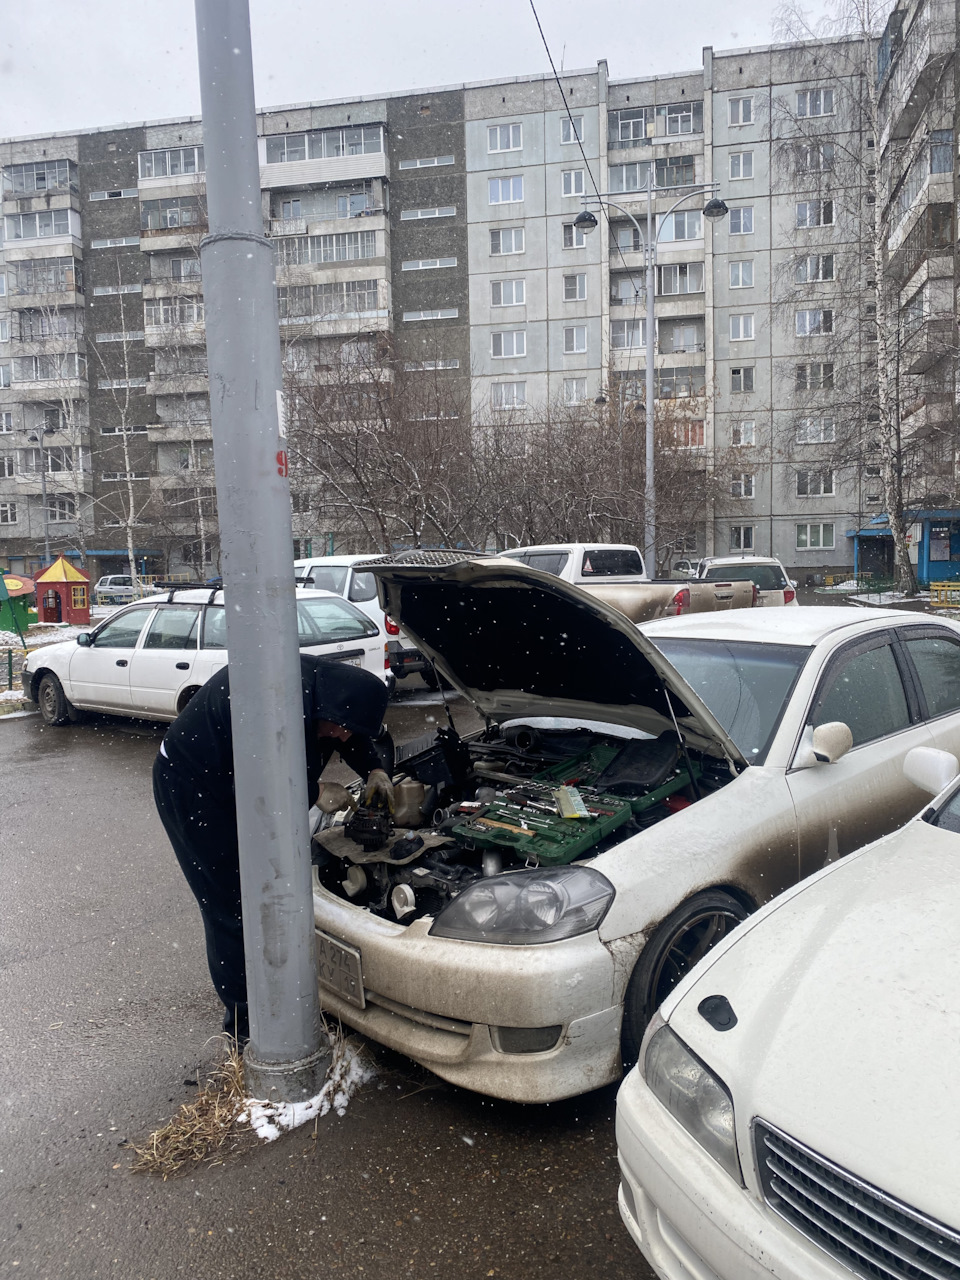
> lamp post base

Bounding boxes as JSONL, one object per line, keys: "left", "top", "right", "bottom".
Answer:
{"left": 243, "top": 1040, "right": 332, "bottom": 1103}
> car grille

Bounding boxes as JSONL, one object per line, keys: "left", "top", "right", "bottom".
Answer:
{"left": 755, "top": 1121, "right": 960, "bottom": 1280}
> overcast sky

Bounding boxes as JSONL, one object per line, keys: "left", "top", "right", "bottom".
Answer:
{"left": 0, "top": 0, "right": 838, "bottom": 140}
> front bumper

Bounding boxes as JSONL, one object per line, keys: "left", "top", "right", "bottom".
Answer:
{"left": 21, "top": 672, "right": 35, "bottom": 701}
{"left": 616, "top": 1067, "right": 847, "bottom": 1280}
{"left": 312, "top": 877, "right": 624, "bottom": 1102}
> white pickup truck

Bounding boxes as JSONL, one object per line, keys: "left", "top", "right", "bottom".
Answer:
{"left": 674, "top": 554, "right": 798, "bottom": 607}
{"left": 499, "top": 543, "right": 758, "bottom": 622}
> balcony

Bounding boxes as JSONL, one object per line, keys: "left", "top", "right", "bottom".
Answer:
{"left": 147, "top": 371, "right": 208, "bottom": 397}
{"left": 143, "top": 275, "right": 203, "bottom": 299}
{"left": 140, "top": 226, "right": 207, "bottom": 254}
{"left": 880, "top": 18, "right": 954, "bottom": 145}
{"left": 259, "top": 151, "right": 388, "bottom": 191}
{"left": 147, "top": 419, "right": 213, "bottom": 443}
{"left": 5, "top": 376, "right": 89, "bottom": 403}
{"left": 903, "top": 315, "right": 956, "bottom": 374}
{"left": 144, "top": 321, "right": 206, "bottom": 349}
{"left": 6, "top": 286, "right": 84, "bottom": 311}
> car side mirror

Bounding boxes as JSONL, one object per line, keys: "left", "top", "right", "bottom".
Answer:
{"left": 76, "top": 632, "right": 92, "bottom": 647}
{"left": 903, "top": 746, "right": 959, "bottom": 796}
{"left": 794, "top": 721, "right": 853, "bottom": 768}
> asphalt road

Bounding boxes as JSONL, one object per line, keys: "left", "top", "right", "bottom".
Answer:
{"left": 0, "top": 684, "right": 656, "bottom": 1280}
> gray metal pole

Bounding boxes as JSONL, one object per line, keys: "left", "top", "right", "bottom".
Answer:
{"left": 644, "top": 176, "right": 656, "bottom": 577}
{"left": 194, "top": 0, "right": 327, "bottom": 1101}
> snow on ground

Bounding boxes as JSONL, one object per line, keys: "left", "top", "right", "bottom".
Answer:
{"left": 239, "top": 1040, "right": 374, "bottom": 1142}
{"left": 850, "top": 591, "right": 931, "bottom": 605}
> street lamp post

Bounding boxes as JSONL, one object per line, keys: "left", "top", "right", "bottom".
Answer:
{"left": 27, "top": 425, "right": 54, "bottom": 567}
{"left": 575, "top": 180, "right": 727, "bottom": 575}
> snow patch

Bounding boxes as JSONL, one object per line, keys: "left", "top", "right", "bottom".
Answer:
{"left": 239, "top": 1040, "right": 374, "bottom": 1142}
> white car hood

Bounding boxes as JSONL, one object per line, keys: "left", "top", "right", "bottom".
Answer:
{"left": 667, "top": 819, "right": 960, "bottom": 1228}
{"left": 366, "top": 554, "right": 746, "bottom": 766}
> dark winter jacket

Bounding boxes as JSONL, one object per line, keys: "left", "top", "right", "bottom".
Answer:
{"left": 159, "top": 655, "right": 389, "bottom": 806}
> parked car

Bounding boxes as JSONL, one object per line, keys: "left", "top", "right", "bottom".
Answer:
{"left": 694, "top": 554, "right": 798, "bottom": 607}
{"left": 93, "top": 574, "right": 144, "bottom": 605}
{"left": 499, "top": 543, "right": 758, "bottom": 620}
{"left": 308, "top": 554, "right": 960, "bottom": 1102}
{"left": 616, "top": 743, "right": 960, "bottom": 1280}
{"left": 293, "top": 554, "right": 426, "bottom": 684}
{"left": 21, "top": 588, "right": 390, "bottom": 725}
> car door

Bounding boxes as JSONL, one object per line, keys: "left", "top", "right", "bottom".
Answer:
{"left": 126, "top": 604, "right": 202, "bottom": 716}
{"left": 67, "top": 605, "right": 157, "bottom": 710}
{"left": 896, "top": 624, "right": 960, "bottom": 758}
{"left": 786, "top": 632, "right": 934, "bottom": 878}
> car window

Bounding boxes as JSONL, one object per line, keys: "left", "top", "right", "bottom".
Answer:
{"left": 143, "top": 606, "right": 200, "bottom": 651}
{"left": 302, "top": 565, "right": 348, "bottom": 594}
{"left": 92, "top": 606, "right": 155, "bottom": 649}
{"left": 810, "top": 643, "right": 910, "bottom": 747}
{"left": 651, "top": 638, "right": 810, "bottom": 762}
{"left": 202, "top": 606, "right": 227, "bottom": 649}
{"left": 903, "top": 633, "right": 960, "bottom": 719}
{"left": 580, "top": 549, "right": 645, "bottom": 577}
{"left": 347, "top": 571, "right": 378, "bottom": 603}
{"left": 297, "top": 597, "right": 379, "bottom": 645}
{"left": 520, "top": 553, "right": 569, "bottom": 577}
{"left": 704, "top": 565, "right": 786, "bottom": 590}
{"left": 931, "top": 786, "right": 960, "bottom": 832}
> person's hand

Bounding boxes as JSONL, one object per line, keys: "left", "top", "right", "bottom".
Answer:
{"left": 316, "top": 782, "right": 358, "bottom": 815}
{"left": 364, "top": 768, "right": 395, "bottom": 814}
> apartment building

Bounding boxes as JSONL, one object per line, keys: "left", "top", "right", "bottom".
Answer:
{"left": 2, "top": 28, "right": 952, "bottom": 583}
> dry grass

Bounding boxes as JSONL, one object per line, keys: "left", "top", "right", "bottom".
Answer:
{"left": 129, "top": 1037, "right": 252, "bottom": 1179}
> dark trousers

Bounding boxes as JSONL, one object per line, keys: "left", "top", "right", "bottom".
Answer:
{"left": 153, "top": 753, "right": 249, "bottom": 1039}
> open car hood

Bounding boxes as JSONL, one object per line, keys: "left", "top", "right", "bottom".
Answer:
{"left": 365, "top": 553, "right": 747, "bottom": 768}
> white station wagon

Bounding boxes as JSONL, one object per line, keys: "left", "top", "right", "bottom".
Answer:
{"left": 22, "top": 587, "right": 389, "bottom": 725}
{"left": 309, "top": 555, "right": 960, "bottom": 1103}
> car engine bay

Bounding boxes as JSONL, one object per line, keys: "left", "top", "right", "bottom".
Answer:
{"left": 312, "top": 717, "right": 735, "bottom": 926}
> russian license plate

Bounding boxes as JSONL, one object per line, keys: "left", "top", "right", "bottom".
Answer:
{"left": 316, "top": 930, "right": 365, "bottom": 1009}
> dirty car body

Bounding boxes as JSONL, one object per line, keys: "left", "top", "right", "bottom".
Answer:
{"left": 310, "top": 555, "right": 960, "bottom": 1102}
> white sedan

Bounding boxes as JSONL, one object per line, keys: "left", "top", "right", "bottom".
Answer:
{"left": 308, "top": 556, "right": 960, "bottom": 1102}
{"left": 22, "top": 587, "right": 390, "bottom": 725}
{"left": 616, "top": 744, "right": 960, "bottom": 1280}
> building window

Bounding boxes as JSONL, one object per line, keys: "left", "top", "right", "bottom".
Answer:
{"left": 490, "top": 227, "right": 525, "bottom": 255}
{"left": 401, "top": 257, "right": 457, "bottom": 271}
{"left": 730, "top": 524, "right": 755, "bottom": 551}
{"left": 11, "top": 258, "right": 82, "bottom": 296}
{"left": 488, "top": 176, "right": 524, "bottom": 204}
{"left": 0, "top": 364, "right": 10, "bottom": 389}
{"left": 729, "top": 314, "right": 754, "bottom": 341}
{"left": 611, "top": 318, "right": 645, "bottom": 349}
{"left": 561, "top": 169, "right": 585, "bottom": 197}
{"left": 657, "top": 210, "right": 702, "bottom": 241}
{"left": 491, "top": 330, "right": 526, "bottom": 358}
{"left": 731, "top": 420, "right": 755, "bottom": 446}
{"left": 0, "top": 455, "right": 14, "bottom": 477}
{"left": 276, "top": 231, "right": 377, "bottom": 265}
{"left": 0, "top": 502, "right": 18, "bottom": 524}
{"left": 23, "top": 445, "right": 75, "bottom": 474}
{"left": 89, "top": 187, "right": 138, "bottom": 200}
{"left": 797, "top": 88, "right": 834, "bottom": 117}
{"left": 563, "top": 273, "right": 587, "bottom": 301}
{"left": 402, "top": 309, "right": 458, "bottom": 321}
{"left": 611, "top": 276, "right": 641, "bottom": 305}
{"left": 796, "top": 308, "right": 833, "bottom": 336}
{"left": 796, "top": 522, "right": 834, "bottom": 549}
{"left": 491, "top": 279, "right": 525, "bottom": 306}
{"left": 563, "top": 377, "right": 587, "bottom": 404}
{"left": 492, "top": 381, "right": 526, "bottom": 409}
{"left": 404, "top": 358, "right": 460, "bottom": 371}
{"left": 264, "top": 125, "right": 383, "bottom": 163}
{"left": 138, "top": 146, "right": 204, "bottom": 178}
{"left": 140, "top": 196, "right": 203, "bottom": 231}
{"left": 4, "top": 209, "right": 71, "bottom": 240}
{"left": 796, "top": 417, "right": 836, "bottom": 443}
{"left": 563, "top": 326, "right": 587, "bottom": 354}
{"left": 0, "top": 275, "right": 5, "bottom": 297}
{"left": 46, "top": 496, "right": 76, "bottom": 522}
{"left": 0, "top": 320, "right": 7, "bottom": 343}
{"left": 729, "top": 97, "right": 753, "bottom": 125}
{"left": 145, "top": 298, "right": 204, "bottom": 327}
{"left": 655, "top": 366, "right": 706, "bottom": 399}
{"left": 561, "top": 116, "right": 584, "bottom": 144}
{"left": 729, "top": 260, "right": 754, "bottom": 288}
{"left": 794, "top": 254, "right": 835, "bottom": 283}
{"left": 608, "top": 102, "right": 703, "bottom": 146}
{"left": 728, "top": 206, "right": 754, "bottom": 235}
{"left": 730, "top": 366, "right": 754, "bottom": 392}
{"left": 0, "top": 412, "right": 12, "bottom": 433}
{"left": 796, "top": 362, "right": 834, "bottom": 391}
{"left": 657, "top": 262, "right": 704, "bottom": 295}
{"left": 672, "top": 421, "right": 705, "bottom": 448}
{"left": 609, "top": 155, "right": 696, "bottom": 192}
{"left": 660, "top": 319, "right": 704, "bottom": 354}
{"left": 397, "top": 155, "right": 455, "bottom": 169}
{"left": 796, "top": 200, "right": 833, "bottom": 228}
{"left": 2, "top": 159, "right": 75, "bottom": 195}
{"left": 399, "top": 206, "right": 456, "bottom": 220}
{"left": 729, "top": 151, "right": 753, "bottom": 180}
{"left": 278, "top": 280, "right": 380, "bottom": 319}
{"left": 562, "top": 223, "right": 586, "bottom": 249}
{"left": 796, "top": 469, "right": 834, "bottom": 496}
{"left": 931, "top": 129, "right": 953, "bottom": 174}
{"left": 797, "top": 142, "right": 835, "bottom": 172}
{"left": 98, "top": 378, "right": 148, "bottom": 390}
{"left": 731, "top": 473, "right": 755, "bottom": 498}
{"left": 91, "top": 236, "right": 141, "bottom": 249}
{"left": 488, "top": 123, "right": 522, "bottom": 153}
{"left": 92, "top": 284, "right": 141, "bottom": 296}
{"left": 95, "top": 331, "right": 145, "bottom": 343}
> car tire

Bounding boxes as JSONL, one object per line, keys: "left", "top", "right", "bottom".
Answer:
{"left": 621, "top": 889, "right": 750, "bottom": 1068}
{"left": 176, "top": 686, "right": 201, "bottom": 714}
{"left": 421, "top": 666, "right": 452, "bottom": 692}
{"left": 37, "top": 673, "right": 73, "bottom": 727}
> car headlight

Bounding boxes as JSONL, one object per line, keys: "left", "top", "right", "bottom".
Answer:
{"left": 643, "top": 1023, "right": 742, "bottom": 1183}
{"left": 429, "top": 866, "right": 614, "bottom": 945}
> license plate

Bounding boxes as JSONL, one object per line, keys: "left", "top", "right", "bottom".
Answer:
{"left": 316, "top": 929, "right": 365, "bottom": 1009}
{"left": 344, "top": 657, "right": 361, "bottom": 667}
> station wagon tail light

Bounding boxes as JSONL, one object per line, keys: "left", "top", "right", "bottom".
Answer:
{"left": 385, "top": 616, "right": 400, "bottom": 636}
{"left": 783, "top": 586, "right": 796, "bottom": 604}
{"left": 384, "top": 644, "right": 390, "bottom": 670}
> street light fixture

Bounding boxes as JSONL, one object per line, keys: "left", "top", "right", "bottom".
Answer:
{"left": 575, "top": 183, "right": 727, "bottom": 575}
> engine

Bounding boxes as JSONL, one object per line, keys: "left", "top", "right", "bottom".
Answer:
{"left": 312, "top": 720, "right": 731, "bottom": 925}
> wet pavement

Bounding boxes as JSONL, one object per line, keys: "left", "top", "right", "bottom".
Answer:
{"left": 0, "top": 686, "right": 654, "bottom": 1280}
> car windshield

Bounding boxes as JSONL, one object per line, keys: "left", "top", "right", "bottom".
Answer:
{"left": 297, "top": 597, "right": 378, "bottom": 645}
{"left": 300, "top": 566, "right": 348, "bottom": 594}
{"left": 930, "top": 787, "right": 960, "bottom": 832}
{"left": 704, "top": 564, "right": 787, "bottom": 590}
{"left": 651, "top": 638, "right": 811, "bottom": 762}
